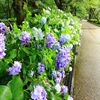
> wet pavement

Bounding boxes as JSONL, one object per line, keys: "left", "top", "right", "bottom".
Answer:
{"left": 74, "top": 21, "right": 100, "bottom": 100}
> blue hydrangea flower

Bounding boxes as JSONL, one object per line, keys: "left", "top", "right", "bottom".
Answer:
{"left": 46, "top": 33, "right": 56, "bottom": 48}
{"left": 7, "top": 61, "right": 22, "bottom": 75}
{"left": 40, "top": 17, "right": 47, "bottom": 25}
{"left": 0, "top": 22, "right": 7, "bottom": 33}
{"left": 19, "top": 31, "right": 31, "bottom": 45}
{"left": 61, "top": 85, "right": 68, "bottom": 96}
{"left": 33, "top": 27, "right": 44, "bottom": 40}
{"left": 38, "top": 63, "right": 45, "bottom": 74}
{"left": 55, "top": 47, "right": 70, "bottom": 70}
{"left": 52, "top": 42, "right": 61, "bottom": 50}
{"left": 0, "top": 33, "right": 6, "bottom": 59}
{"left": 52, "top": 70, "right": 57, "bottom": 78}
{"left": 31, "top": 85, "right": 47, "bottom": 100}
{"left": 59, "top": 34, "right": 70, "bottom": 45}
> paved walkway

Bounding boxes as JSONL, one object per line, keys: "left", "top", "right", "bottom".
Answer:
{"left": 74, "top": 21, "right": 100, "bottom": 100}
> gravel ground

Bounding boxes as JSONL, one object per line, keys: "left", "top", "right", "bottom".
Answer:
{"left": 74, "top": 21, "right": 100, "bottom": 100}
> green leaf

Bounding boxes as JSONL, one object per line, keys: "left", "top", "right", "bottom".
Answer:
{"left": 49, "top": 92, "right": 55, "bottom": 100}
{"left": 22, "top": 47, "right": 30, "bottom": 55}
{"left": 9, "top": 49, "right": 17, "bottom": 59}
{"left": 0, "top": 85, "right": 12, "bottom": 100}
{"left": 13, "top": 23, "right": 21, "bottom": 33}
{"left": 9, "top": 76, "right": 24, "bottom": 100}
{"left": 64, "top": 93, "right": 69, "bottom": 100}
{"left": 0, "top": 61, "right": 8, "bottom": 77}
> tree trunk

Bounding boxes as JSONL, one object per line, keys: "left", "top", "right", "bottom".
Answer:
{"left": 12, "top": 0, "right": 41, "bottom": 25}
{"left": 89, "top": 8, "right": 93, "bottom": 20}
{"left": 54, "top": 0, "right": 64, "bottom": 10}
{"left": 70, "top": 6, "right": 76, "bottom": 16}
{"left": 12, "top": 0, "right": 26, "bottom": 25}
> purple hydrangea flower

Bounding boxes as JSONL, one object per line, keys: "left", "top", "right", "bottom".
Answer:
{"left": 61, "top": 70, "right": 65, "bottom": 78}
{"left": 0, "top": 33, "right": 6, "bottom": 59}
{"left": 52, "top": 71, "right": 65, "bottom": 83}
{"left": 59, "top": 34, "right": 70, "bottom": 45}
{"left": 7, "top": 61, "right": 22, "bottom": 75}
{"left": 19, "top": 31, "right": 31, "bottom": 45}
{"left": 55, "top": 71, "right": 62, "bottom": 83}
{"left": 0, "top": 22, "right": 7, "bottom": 33}
{"left": 46, "top": 33, "right": 56, "bottom": 48}
{"left": 52, "top": 42, "right": 61, "bottom": 50}
{"left": 55, "top": 47, "right": 70, "bottom": 70}
{"left": 40, "top": 17, "right": 47, "bottom": 25}
{"left": 38, "top": 63, "right": 45, "bottom": 74}
{"left": 31, "top": 85, "right": 47, "bottom": 100}
{"left": 61, "top": 85, "right": 68, "bottom": 96}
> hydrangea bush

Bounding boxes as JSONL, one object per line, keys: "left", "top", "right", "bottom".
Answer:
{"left": 0, "top": 8, "right": 81, "bottom": 100}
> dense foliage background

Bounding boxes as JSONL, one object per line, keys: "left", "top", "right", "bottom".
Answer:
{"left": 0, "top": 0, "right": 100, "bottom": 24}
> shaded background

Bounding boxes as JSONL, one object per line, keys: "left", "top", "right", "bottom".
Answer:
{"left": 0, "top": 0, "right": 100, "bottom": 25}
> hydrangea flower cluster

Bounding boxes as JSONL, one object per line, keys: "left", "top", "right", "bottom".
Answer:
{"left": 54, "top": 84, "right": 61, "bottom": 93}
{"left": 61, "top": 85, "right": 68, "bottom": 96}
{"left": 55, "top": 84, "right": 68, "bottom": 96}
{"left": 33, "top": 27, "right": 44, "bottom": 40}
{"left": 31, "top": 85, "right": 47, "bottom": 100}
{"left": 38, "top": 63, "right": 45, "bottom": 74}
{"left": 54, "top": 83, "right": 69, "bottom": 96}
{"left": 59, "top": 34, "right": 70, "bottom": 45}
{"left": 52, "top": 70, "right": 65, "bottom": 84}
{"left": 46, "top": 33, "right": 56, "bottom": 48}
{"left": 55, "top": 47, "right": 70, "bottom": 70}
{"left": 52, "top": 42, "right": 61, "bottom": 50}
{"left": 68, "top": 44, "right": 73, "bottom": 50}
{"left": 55, "top": 71, "right": 62, "bottom": 83}
{"left": 40, "top": 17, "right": 47, "bottom": 25}
{"left": 52, "top": 70, "right": 57, "bottom": 78}
{"left": 7, "top": 61, "right": 22, "bottom": 75}
{"left": 19, "top": 31, "right": 31, "bottom": 45}
{"left": 0, "top": 33, "right": 6, "bottom": 59}
{"left": 0, "top": 22, "right": 7, "bottom": 34}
